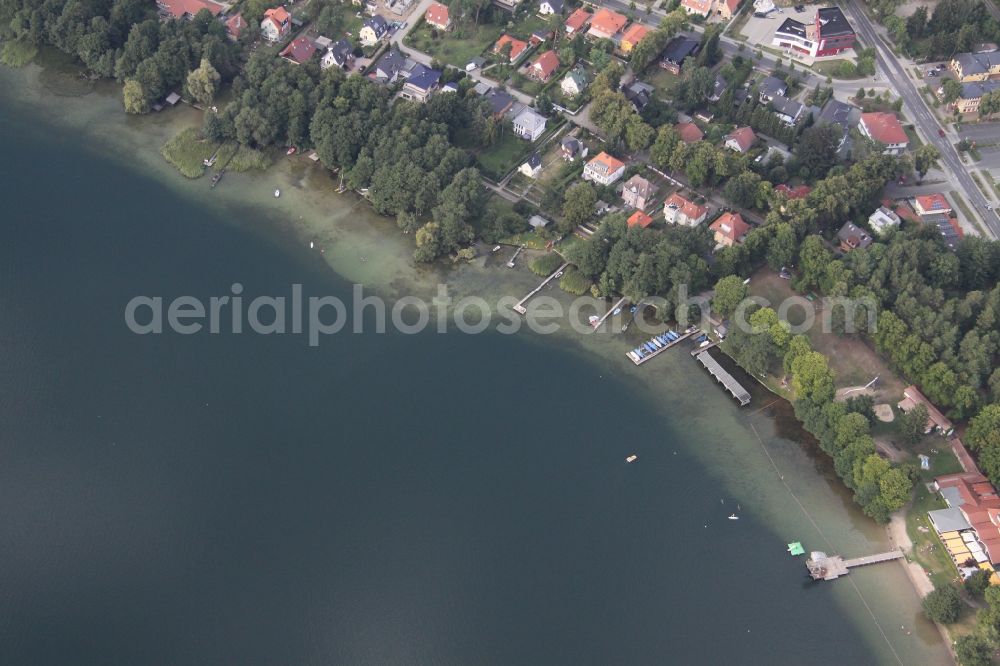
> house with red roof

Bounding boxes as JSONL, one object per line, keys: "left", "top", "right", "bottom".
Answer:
{"left": 914, "top": 193, "right": 953, "bottom": 216}
{"left": 225, "top": 13, "right": 245, "bottom": 41}
{"left": 620, "top": 23, "right": 650, "bottom": 54}
{"left": 528, "top": 50, "right": 560, "bottom": 81}
{"left": 156, "top": 0, "right": 224, "bottom": 20}
{"left": 676, "top": 122, "right": 704, "bottom": 144}
{"left": 627, "top": 211, "right": 655, "bottom": 228}
{"left": 775, "top": 184, "right": 811, "bottom": 199}
{"left": 261, "top": 6, "right": 291, "bottom": 43}
{"left": 425, "top": 2, "right": 451, "bottom": 31}
{"left": 280, "top": 37, "right": 318, "bottom": 65}
{"left": 564, "top": 7, "right": 591, "bottom": 34}
{"left": 680, "top": 0, "right": 714, "bottom": 17}
{"left": 583, "top": 151, "right": 626, "bottom": 186}
{"left": 663, "top": 192, "right": 707, "bottom": 227}
{"left": 858, "top": 112, "right": 909, "bottom": 155}
{"left": 718, "top": 0, "right": 741, "bottom": 19}
{"left": 709, "top": 212, "right": 750, "bottom": 247}
{"left": 587, "top": 9, "right": 627, "bottom": 40}
{"left": 899, "top": 385, "right": 954, "bottom": 435}
{"left": 724, "top": 126, "right": 755, "bottom": 153}
{"left": 494, "top": 34, "right": 529, "bottom": 62}
{"left": 931, "top": 471, "right": 1000, "bottom": 564}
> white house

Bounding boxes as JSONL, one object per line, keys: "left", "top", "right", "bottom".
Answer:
{"left": 539, "top": 0, "right": 563, "bottom": 14}
{"left": 583, "top": 151, "right": 626, "bottom": 186}
{"left": 868, "top": 206, "right": 901, "bottom": 236}
{"left": 519, "top": 152, "right": 542, "bottom": 178}
{"left": 560, "top": 67, "right": 587, "bottom": 97}
{"left": 512, "top": 108, "right": 547, "bottom": 141}
{"left": 261, "top": 6, "right": 291, "bottom": 43}
{"left": 359, "top": 15, "right": 389, "bottom": 46}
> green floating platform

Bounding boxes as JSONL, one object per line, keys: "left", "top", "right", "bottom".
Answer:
{"left": 787, "top": 542, "right": 805, "bottom": 556}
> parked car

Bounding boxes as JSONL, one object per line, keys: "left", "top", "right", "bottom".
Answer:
{"left": 938, "top": 128, "right": 945, "bottom": 137}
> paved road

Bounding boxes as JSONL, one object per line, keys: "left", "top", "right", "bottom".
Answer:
{"left": 840, "top": 0, "right": 999, "bottom": 237}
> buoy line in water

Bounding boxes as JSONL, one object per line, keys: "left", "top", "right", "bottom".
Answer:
{"left": 748, "top": 422, "right": 904, "bottom": 666}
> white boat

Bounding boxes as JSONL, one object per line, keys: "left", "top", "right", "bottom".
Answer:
{"left": 309, "top": 241, "right": 314, "bottom": 249}
{"left": 612, "top": 307, "right": 622, "bottom": 315}
{"left": 728, "top": 514, "right": 739, "bottom": 520}
{"left": 626, "top": 455, "right": 638, "bottom": 463}
{"left": 274, "top": 189, "right": 281, "bottom": 198}
{"left": 554, "top": 271, "right": 563, "bottom": 278}
{"left": 492, "top": 245, "right": 501, "bottom": 253}
{"left": 589, "top": 315, "right": 600, "bottom": 327}
{"left": 699, "top": 339, "right": 711, "bottom": 348}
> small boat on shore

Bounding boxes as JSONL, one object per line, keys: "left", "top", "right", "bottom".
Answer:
{"left": 728, "top": 514, "right": 739, "bottom": 520}
{"left": 492, "top": 245, "right": 501, "bottom": 253}
{"left": 287, "top": 146, "right": 297, "bottom": 156}
{"left": 626, "top": 455, "right": 638, "bottom": 463}
{"left": 589, "top": 315, "right": 600, "bottom": 327}
{"left": 274, "top": 189, "right": 281, "bottom": 198}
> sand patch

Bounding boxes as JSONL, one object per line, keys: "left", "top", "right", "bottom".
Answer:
{"left": 874, "top": 404, "right": 895, "bottom": 422}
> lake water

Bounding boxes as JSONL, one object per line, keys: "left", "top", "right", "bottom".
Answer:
{"left": 0, "top": 63, "right": 949, "bottom": 664}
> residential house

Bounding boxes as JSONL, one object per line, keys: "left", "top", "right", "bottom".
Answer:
{"left": 758, "top": 75, "right": 787, "bottom": 102}
{"left": 770, "top": 96, "right": 806, "bottom": 125}
{"left": 280, "top": 37, "right": 318, "bottom": 65}
{"left": 680, "top": 0, "right": 713, "bottom": 17}
{"left": 373, "top": 48, "right": 406, "bottom": 82}
{"left": 583, "top": 151, "right": 627, "bottom": 186}
{"left": 519, "top": 152, "right": 543, "bottom": 178}
{"left": 587, "top": 8, "right": 627, "bottom": 40}
{"left": 425, "top": 2, "right": 451, "bottom": 30}
{"left": 512, "top": 108, "right": 547, "bottom": 141}
{"left": 868, "top": 206, "right": 901, "bottom": 236}
{"left": 623, "top": 80, "right": 654, "bottom": 111}
{"left": 707, "top": 74, "right": 728, "bottom": 102}
{"left": 725, "top": 126, "right": 755, "bottom": 153}
{"left": 441, "top": 82, "right": 459, "bottom": 93}
{"left": 710, "top": 212, "right": 750, "bottom": 247}
{"left": 561, "top": 67, "right": 588, "bottom": 96}
{"left": 953, "top": 81, "right": 1000, "bottom": 114}
{"left": 484, "top": 88, "right": 515, "bottom": 118}
{"left": 837, "top": 221, "right": 872, "bottom": 252}
{"left": 627, "top": 211, "right": 655, "bottom": 228}
{"left": 539, "top": 0, "right": 563, "bottom": 15}
{"left": 817, "top": 98, "right": 853, "bottom": 147}
{"left": 565, "top": 7, "right": 591, "bottom": 33}
{"left": 528, "top": 50, "right": 560, "bottom": 81}
{"left": 717, "top": 0, "right": 741, "bottom": 19}
{"left": 530, "top": 30, "right": 553, "bottom": 45}
{"left": 914, "top": 193, "right": 952, "bottom": 216}
{"left": 560, "top": 136, "right": 588, "bottom": 161}
{"left": 899, "top": 385, "right": 954, "bottom": 435}
{"left": 401, "top": 64, "right": 441, "bottom": 102}
{"left": 659, "top": 35, "right": 699, "bottom": 74}
{"left": 620, "top": 23, "right": 650, "bottom": 55}
{"left": 529, "top": 215, "right": 551, "bottom": 229}
{"left": 621, "top": 174, "right": 657, "bottom": 209}
{"left": 360, "top": 15, "right": 389, "bottom": 46}
{"left": 321, "top": 39, "right": 354, "bottom": 70}
{"left": 225, "top": 13, "right": 245, "bottom": 41}
{"left": 676, "top": 122, "right": 703, "bottom": 144}
{"left": 494, "top": 0, "right": 524, "bottom": 11}
{"left": 950, "top": 52, "right": 1000, "bottom": 82}
{"left": 156, "top": 0, "right": 224, "bottom": 20}
{"left": 494, "top": 34, "right": 529, "bottom": 62}
{"left": 858, "top": 112, "right": 909, "bottom": 154}
{"left": 663, "top": 192, "right": 707, "bottom": 227}
{"left": 772, "top": 6, "right": 855, "bottom": 58}
{"left": 775, "top": 184, "right": 811, "bottom": 199}
{"left": 261, "top": 6, "right": 291, "bottom": 42}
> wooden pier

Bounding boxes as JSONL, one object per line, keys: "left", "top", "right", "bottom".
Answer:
{"left": 629, "top": 328, "right": 698, "bottom": 366}
{"left": 511, "top": 262, "right": 569, "bottom": 315}
{"left": 695, "top": 351, "right": 751, "bottom": 406}
{"left": 506, "top": 245, "right": 525, "bottom": 269}
{"left": 690, "top": 340, "right": 720, "bottom": 356}
{"left": 591, "top": 296, "right": 628, "bottom": 330}
{"left": 806, "top": 550, "right": 904, "bottom": 581}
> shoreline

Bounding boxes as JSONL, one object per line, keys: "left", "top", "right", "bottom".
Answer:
{"left": 0, "top": 58, "right": 952, "bottom": 664}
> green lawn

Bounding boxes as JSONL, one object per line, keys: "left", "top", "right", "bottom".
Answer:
{"left": 903, "top": 125, "right": 924, "bottom": 149}
{"left": 404, "top": 20, "right": 502, "bottom": 67}
{"left": 498, "top": 231, "right": 551, "bottom": 250}
{"left": 477, "top": 130, "right": 537, "bottom": 181}
{"left": 812, "top": 59, "right": 866, "bottom": 80}
{"left": 645, "top": 67, "right": 680, "bottom": 95}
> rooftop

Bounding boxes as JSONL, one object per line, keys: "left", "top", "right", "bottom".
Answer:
{"left": 860, "top": 112, "right": 908, "bottom": 145}
{"left": 627, "top": 210, "right": 655, "bottom": 228}
{"left": 816, "top": 7, "right": 854, "bottom": 38}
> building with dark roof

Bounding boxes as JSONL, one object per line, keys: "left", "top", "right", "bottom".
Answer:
{"left": 402, "top": 64, "right": 442, "bottom": 102}
{"left": 950, "top": 52, "right": 1000, "bottom": 82}
{"left": 772, "top": 6, "right": 855, "bottom": 58}
{"left": 659, "top": 36, "right": 700, "bottom": 74}
{"left": 770, "top": 96, "right": 805, "bottom": 125}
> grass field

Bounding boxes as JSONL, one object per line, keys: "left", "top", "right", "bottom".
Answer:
{"left": 227, "top": 145, "right": 272, "bottom": 172}
{"left": 477, "top": 130, "right": 536, "bottom": 180}
{"left": 161, "top": 128, "right": 217, "bottom": 179}
{"left": 404, "top": 20, "right": 502, "bottom": 67}
{"left": 645, "top": 67, "right": 681, "bottom": 95}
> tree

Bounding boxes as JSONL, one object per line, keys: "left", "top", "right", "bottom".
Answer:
{"left": 921, "top": 584, "right": 962, "bottom": 624}
{"left": 186, "top": 57, "right": 220, "bottom": 106}
{"left": 796, "top": 124, "right": 841, "bottom": 180}
{"left": 980, "top": 89, "right": 1000, "bottom": 117}
{"left": 122, "top": 78, "right": 149, "bottom": 114}
{"left": 912, "top": 144, "right": 940, "bottom": 182}
{"left": 856, "top": 87, "right": 866, "bottom": 99}
{"left": 964, "top": 569, "right": 991, "bottom": 598}
{"left": 712, "top": 275, "right": 748, "bottom": 318}
{"left": 954, "top": 635, "right": 991, "bottom": 666}
{"left": 941, "top": 78, "right": 963, "bottom": 104}
{"left": 559, "top": 182, "right": 597, "bottom": 235}
{"left": 897, "top": 404, "right": 928, "bottom": 445}
{"left": 766, "top": 223, "right": 796, "bottom": 271}
{"left": 791, "top": 351, "right": 835, "bottom": 403}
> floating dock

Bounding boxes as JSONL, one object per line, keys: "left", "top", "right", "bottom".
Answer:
{"left": 511, "top": 262, "right": 569, "bottom": 315}
{"left": 695, "top": 351, "right": 751, "bottom": 406}
{"left": 627, "top": 328, "right": 697, "bottom": 366}
{"left": 805, "top": 550, "right": 904, "bottom": 581}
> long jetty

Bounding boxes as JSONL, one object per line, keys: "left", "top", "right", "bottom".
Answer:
{"left": 629, "top": 328, "right": 698, "bottom": 366}
{"left": 512, "top": 262, "right": 570, "bottom": 315}
{"left": 695, "top": 351, "right": 751, "bottom": 406}
{"left": 592, "top": 296, "right": 628, "bottom": 330}
{"left": 806, "top": 550, "right": 904, "bottom": 581}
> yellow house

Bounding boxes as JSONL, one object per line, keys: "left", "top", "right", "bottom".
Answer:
{"left": 619, "top": 23, "right": 650, "bottom": 55}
